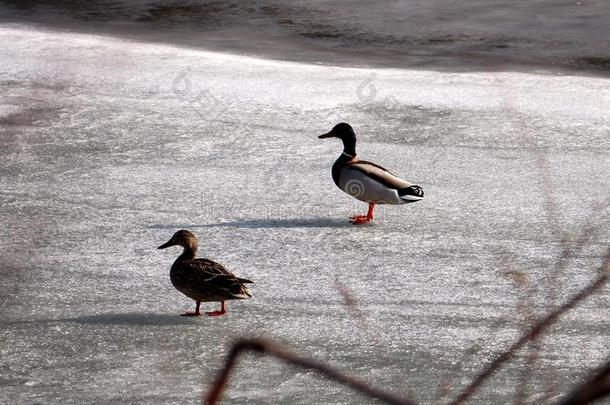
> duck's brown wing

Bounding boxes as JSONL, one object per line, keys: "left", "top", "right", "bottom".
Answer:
{"left": 188, "top": 259, "right": 253, "bottom": 299}
{"left": 348, "top": 160, "right": 412, "bottom": 190}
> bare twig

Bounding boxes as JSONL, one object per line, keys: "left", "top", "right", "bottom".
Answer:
{"left": 333, "top": 277, "right": 417, "bottom": 401}
{"left": 204, "top": 338, "right": 417, "bottom": 405}
{"left": 449, "top": 250, "right": 610, "bottom": 405}
{"left": 433, "top": 343, "right": 486, "bottom": 405}
{"left": 550, "top": 197, "right": 609, "bottom": 294}
{"left": 500, "top": 258, "right": 536, "bottom": 405}
{"left": 557, "top": 358, "right": 610, "bottom": 405}
{"left": 334, "top": 277, "right": 368, "bottom": 325}
{"left": 540, "top": 197, "right": 608, "bottom": 401}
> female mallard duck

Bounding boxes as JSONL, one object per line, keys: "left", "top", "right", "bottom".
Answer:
{"left": 319, "top": 123, "right": 424, "bottom": 224}
{"left": 158, "top": 230, "right": 253, "bottom": 316}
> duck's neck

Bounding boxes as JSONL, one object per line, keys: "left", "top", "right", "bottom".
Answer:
{"left": 332, "top": 151, "right": 357, "bottom": 186}
{"left": 178, "top": 245, "right": 197, "bottom": 261}
{"left": 342, "top": 138, "right": 356, "bottom": 157}
{"left": 340, "top": 151, "right": 356, "bottom": 160}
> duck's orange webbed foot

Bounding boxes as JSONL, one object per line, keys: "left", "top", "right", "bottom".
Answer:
{"left": 206, "top": 311, "right": 225, "bottom": 317}
{"left": 349, "top": 203, "right": 375, "bottom": 225}
{"left": 181, "top": 300, "right": 202, "bottom": 316}
{"left": 349, "top": 214, "right": 371, "bottom": 224}
{"left": 206, "top": 301, "right": 227, "bottom": 317}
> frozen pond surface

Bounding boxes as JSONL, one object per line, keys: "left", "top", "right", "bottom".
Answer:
{"left": 0, "top": 24, "right": 609, "bottom": 404}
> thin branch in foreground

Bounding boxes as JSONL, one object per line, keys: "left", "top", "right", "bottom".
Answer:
{"left": 449, "top": 250, "right": 610, "bottom": 405}
{"left": 557, "top": 358, "right": 610, "bottom": 405}
{"left": 334, "top": 277, "right": 369, "bottom": 326}
{"left": 500, "top": 259, "right": 536, "bottom": 405}
{"left": 433, "top": 342, "right": 486, "bottom": 405}
{"left": 333, "top": 278, "right": 413, "bottom": 398}
{"left": 203, "top": 338, "right": 417, "bottom": 405}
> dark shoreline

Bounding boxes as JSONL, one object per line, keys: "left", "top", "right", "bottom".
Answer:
{"left": 2, "top": 17, "right": 609, "bottom": 78}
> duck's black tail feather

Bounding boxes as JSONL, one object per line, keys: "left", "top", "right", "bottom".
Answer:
{"left": 398, "top": 185, "right": 424, "bottom": 202}
{"left": 238, "top": 278, "right": 254, "bottom": 284}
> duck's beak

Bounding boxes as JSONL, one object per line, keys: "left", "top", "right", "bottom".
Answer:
{"left": 157, "top": 240, "right": 174, "bottom": 249}
{"left": 318, "top": 131, "right": 334, "bottom": 139}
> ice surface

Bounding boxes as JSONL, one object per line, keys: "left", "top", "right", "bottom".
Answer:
{"left": 0, "top": 24, "right": 609, "bottom": 404}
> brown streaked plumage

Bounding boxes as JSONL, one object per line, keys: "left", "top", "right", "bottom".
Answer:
{"left": 157, "top": 230, "right": 253, "bottom": 317}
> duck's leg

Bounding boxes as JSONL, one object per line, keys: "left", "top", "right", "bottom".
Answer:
{"left": 350, "top": 203, "right": 375, "bottom": 225}
{"left": 206, "top": 301, "right": 227, "bottom": 317}
{"left": 181, "top": 300, "right": 202, "bottom": 316}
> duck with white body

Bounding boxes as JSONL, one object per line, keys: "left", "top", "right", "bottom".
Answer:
{"left": 319, "top": 123, "right": 424, "bottom": 224}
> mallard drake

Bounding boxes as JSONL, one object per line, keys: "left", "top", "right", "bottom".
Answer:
{"left": 319, "top": 123, "right": 424, "bottom": 224}
{"left": 157, "top": 230, "right": 253, "bottom": 316}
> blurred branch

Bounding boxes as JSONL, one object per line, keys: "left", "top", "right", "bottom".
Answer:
{"left": 449, "top": 249, "right": 610, "bottom": 405}
{"left": 334, "top": 277, "right": 368, "bottom": 325}
{"left": 557, "top": 358, "right": 610, "bottom": 405}
{"left": 433, "top": 342, "right": 486, "bottom": 405}
{"left": 334, "top": 277, "right": 418, "bottom": 401}
{"left": 204, "top": 338, "right": 417, "bottom": 405}
{"left": 500, "top": 259, "right": 537, "bottom": 405}
{"left": 551, "top": 197, "right": 609, "bottom": 291}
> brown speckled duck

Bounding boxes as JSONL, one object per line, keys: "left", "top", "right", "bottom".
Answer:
{"left": 158, "top": 230, "right": 253, "bottom": 317}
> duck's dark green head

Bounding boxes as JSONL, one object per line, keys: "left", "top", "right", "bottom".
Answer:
{"left": 319, "top": 123, "right": 357, "bottom": 156}
{"left": 158, "top": 229, "right": 198, "bottom": 251}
